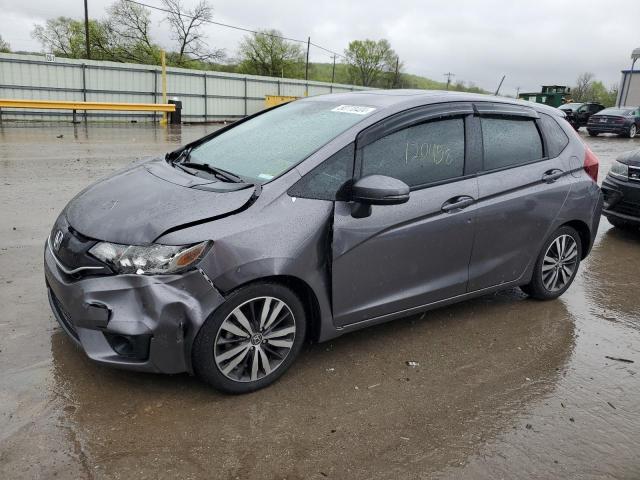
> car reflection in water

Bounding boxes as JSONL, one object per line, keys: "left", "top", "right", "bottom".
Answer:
{"left": 49, "top": 287, "right": 575, "bottom": 478}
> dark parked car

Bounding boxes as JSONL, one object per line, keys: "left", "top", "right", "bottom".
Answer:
{"left": 559, "top": 102, "right": 604, "bottom": 130}
{"left": 44, "top": 91, "right": 603, "bottom": 393}
{"left": 602, "top": 149, "right": 640, "bottom": 229}
{"left": 587, "top": 106, "right": 640, "bottom": 138}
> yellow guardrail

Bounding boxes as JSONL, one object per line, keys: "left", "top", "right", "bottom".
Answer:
{"left": 0, "top": 98, "right": 175, "bottom": 112}
{"left": 265, "top": 95, "right": 299, "bottom": 108}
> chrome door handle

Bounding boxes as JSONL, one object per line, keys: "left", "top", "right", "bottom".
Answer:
{"left": 542, "top": 169, "right": 564, "bottom": 183}
{"left": 441, "top": 196, "right": 475, "bottom": 213}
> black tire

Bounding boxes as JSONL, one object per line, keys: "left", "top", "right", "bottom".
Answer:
{"left": 192, "top": 282, "right": 307, "bottom": 394}
{"left": 588, "top": 130, "right": 599, "bottom": 137}
{"left": 521, "top": 226, "right": 582, "bottom": 300}
{"left": 607, "top": 216, "right": 634, "bottom": 230}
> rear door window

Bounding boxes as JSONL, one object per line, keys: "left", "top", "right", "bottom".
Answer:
{"left": 360, "top": 117, "right": 465, "bottom": 188}
{"left": 480, "top": 117, "right": 543, "bottom": 170}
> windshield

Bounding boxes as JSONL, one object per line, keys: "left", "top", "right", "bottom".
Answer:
{"left": 187, "top": 100, "right": 375, "bottom": 183}
{"left": 598, "top": 108, "right": 634, "bottom": 116}
{"left": 559, "top": 103, "right": 582, "bottom": 110}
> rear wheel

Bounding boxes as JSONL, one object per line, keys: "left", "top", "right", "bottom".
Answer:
{"left": 628, "top": 124, "right": 637, "bottom": 138}
{"left": 192, "top": 282, "right": 306, "bottom": 394}
{"left": 588, "top": 130, "right": 599, "bottom": 137}
{"left": 521, "top": 226, "right": 582, "bottom": 300}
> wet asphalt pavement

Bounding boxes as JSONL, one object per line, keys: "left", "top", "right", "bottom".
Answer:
{"left": 1, "top": 123, "right": 639, "bottom": 479}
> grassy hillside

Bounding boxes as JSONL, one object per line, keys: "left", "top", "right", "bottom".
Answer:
{"left": 307, "top": 62, "right": 486, "bottom": 93}
{"left": 214, "top": 60, "right": 487, "bottom": 93}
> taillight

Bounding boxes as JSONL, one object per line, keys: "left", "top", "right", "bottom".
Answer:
{"left": 584, "top": 147, "right": 599, "bottom": 182}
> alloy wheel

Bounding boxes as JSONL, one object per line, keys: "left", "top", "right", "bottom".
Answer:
{"left": 214, "top": 296, "right": 296, "bottom": 382}
{"left": 630, "top": 124, "right": 637, "bottom": 138}
{"left": 541, "top": 234, "right": 579, "bottom": 292}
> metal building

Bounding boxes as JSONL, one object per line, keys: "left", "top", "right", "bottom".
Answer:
{"left": 616, "top": 47, "right": 640, "bottom": 107}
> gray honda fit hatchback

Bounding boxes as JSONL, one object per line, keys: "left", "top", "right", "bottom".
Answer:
{"left": 45, "top": 90, "right": 603, "bottom": 393}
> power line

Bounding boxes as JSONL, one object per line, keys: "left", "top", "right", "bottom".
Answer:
{"left": 124, "top": 0, "right": 346, "bottom": 59}
{"left": 106, "top": 0, "right": 496, "bottom": 90}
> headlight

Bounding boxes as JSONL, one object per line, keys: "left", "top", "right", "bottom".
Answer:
{"left": 609, "top": 160, "right": 629, "bottom": 181}
{"left": 89, "top": 241, "right": 211, "bottom": 275}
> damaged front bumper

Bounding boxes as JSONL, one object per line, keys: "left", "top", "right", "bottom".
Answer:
{"left": 44, "top": 240, "right": 225, "bottom": 374}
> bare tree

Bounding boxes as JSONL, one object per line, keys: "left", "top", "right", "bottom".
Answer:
{"left": 573, "top": 72, "right": 595, "bottom": 101}
{"left": 0, "top": 34, "right": 10, "bottom": 53}
{"left": 161, "top": 0, "right": 223, "bottom": 65}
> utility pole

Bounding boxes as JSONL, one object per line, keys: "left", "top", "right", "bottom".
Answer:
{"left": 331, "top": 55, "right": 336, "bottom": 84}
{"left": 516, "top": 86, "right": 520, "bottom": 98}
{"left": 494, "top": 75, "right": 506, "bottom": 96}
{"left": 160, "top": 50, "right": 167, "bottom": 125}
{"left": 393, "top": 56, "right": 400, "bottom": 88}
{"left": 444, "top": 72, "right": 455, "bottom": 90}
{"left": 305, "top": 37, "right": 310, "bottom": 82}
{"left": 84, "top": 0, "right": 91, "bottom": 59}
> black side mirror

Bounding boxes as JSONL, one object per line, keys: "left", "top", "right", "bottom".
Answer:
{"left": 351, "top": 175, "right": 410, "bottom": 218}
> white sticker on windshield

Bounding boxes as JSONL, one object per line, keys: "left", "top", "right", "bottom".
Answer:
{"left": 258, "top": 173, "right": 274, "bottom": 180}
{"left": 331, "top": 105, "right": 376, "bottom": 115}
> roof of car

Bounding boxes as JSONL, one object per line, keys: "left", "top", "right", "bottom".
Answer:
{"left": 304, "top": 89, "right": 564, "bottom": 117}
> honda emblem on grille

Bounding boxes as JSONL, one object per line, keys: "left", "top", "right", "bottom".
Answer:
{"left": 53, "top": 230, "right": 64, "bottom": 251}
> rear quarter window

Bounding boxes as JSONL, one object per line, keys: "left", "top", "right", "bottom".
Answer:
{"left": 481, "top": 117, "right": 543, "bottom": 170}
{"left": 539, "top": 113, "right": 569, "bottom": 158}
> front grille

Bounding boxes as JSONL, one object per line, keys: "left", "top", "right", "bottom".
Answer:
{"left": 629, "top": 166, "right": 640, "bottom": 182}
{"left": 612, "top": 199, "right": 640, "bottom": 217}
{"left": 50, "top": 289, "right": 79, "bottom": 341}
{"left": 49, "top": 216, "right": 107, "bottom": 277}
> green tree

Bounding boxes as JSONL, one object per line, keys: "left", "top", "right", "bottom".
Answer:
{"left": 31, "top": 6, "right": 161, "bottom": 64}
{"left": 0, "top": 35, "right": 10, "bottom": 53}
{"left": 589, "top": 81, "right": 618, "bottom": 107}
{"left": 572, "top": 73, "right": 618, "bottom": 106}
{"left": 238, "top": 29, "right": 304, "bottom": 77}
{"left": 344, "top": 39, "right": 397, "bottom": 87}
{"left": 32, "top": 17, "right": 96, "bottom": 58}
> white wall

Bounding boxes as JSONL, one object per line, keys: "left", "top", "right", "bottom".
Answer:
{"left": 617, "top": 71, "right": 640, "bottom": 107}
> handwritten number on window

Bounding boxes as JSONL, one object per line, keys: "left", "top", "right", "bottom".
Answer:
{"left": 404, "top": 142, "right": 452, "bottom": 166}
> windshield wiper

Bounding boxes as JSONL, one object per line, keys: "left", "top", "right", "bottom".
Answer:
{"left": 178, "top": 161, "right": 244, "bottom": 183}
{"left": 169, "top": 146, "right": 192, "bottom": 163}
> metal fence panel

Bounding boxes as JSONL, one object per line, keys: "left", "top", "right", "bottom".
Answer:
{"left": 0, "top": 53, "right": 372, "bottom": 122}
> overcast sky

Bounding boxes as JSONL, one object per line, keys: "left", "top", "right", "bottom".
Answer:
{"left": 1, "top": 0, "right": 638, "bottom": 96}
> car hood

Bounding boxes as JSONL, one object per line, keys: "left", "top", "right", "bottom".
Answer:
{"left": 65, "top": 158, "right": 256, "bottom": 244}
{"left": 617, "top": 149, "right": 640, "bottom": 167}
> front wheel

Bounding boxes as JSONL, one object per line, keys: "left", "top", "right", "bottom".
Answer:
{"left": 521, "top": 226, "right": 582, "bottom": 300}
{"left": 192, "top": 282, "right": 307, "bottom": 394}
